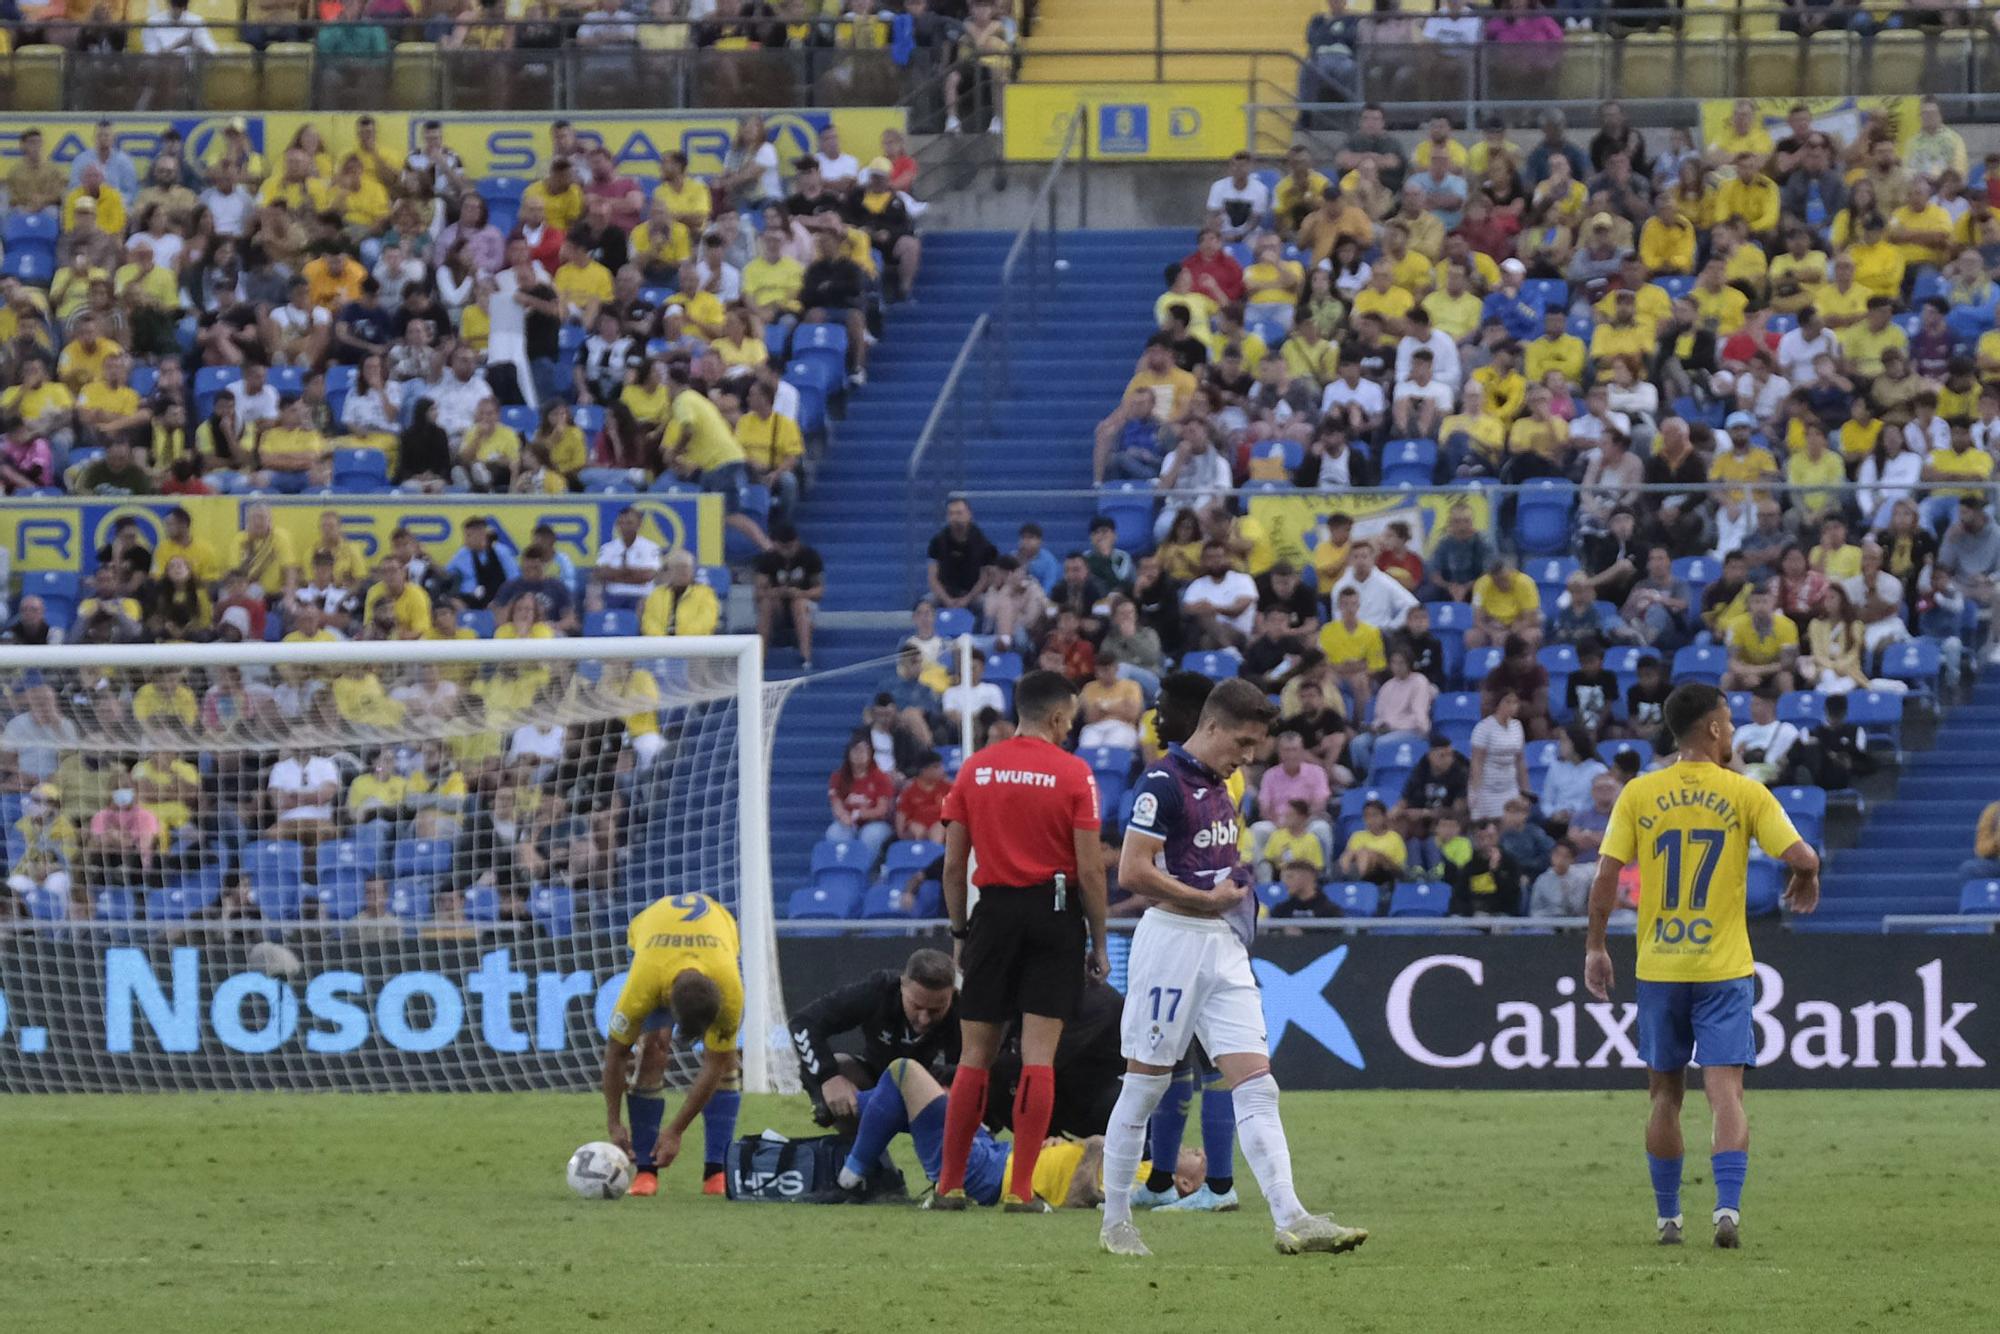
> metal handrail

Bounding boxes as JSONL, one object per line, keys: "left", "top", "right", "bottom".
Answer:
{"left": 904, "top": 313, "right": 991, "bottom": 487}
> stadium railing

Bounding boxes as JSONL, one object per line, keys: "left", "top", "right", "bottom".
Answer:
{"left": 903, "top": 103, "right": 1083, "bottom": 602}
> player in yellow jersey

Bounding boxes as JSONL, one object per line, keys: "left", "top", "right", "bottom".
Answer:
{"left": 602, "top": 892, "right": 746, "bottom": 1198}
{"left": 1127, "top": 671, "right": 1248, "bottom": 1213}
{"left": 1584, "top": 683, "right": 1819, "bottom": 1250}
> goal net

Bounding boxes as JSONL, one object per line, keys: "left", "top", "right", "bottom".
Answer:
{"left": 0, "top": 635, "right": 801, "bottom": 1095}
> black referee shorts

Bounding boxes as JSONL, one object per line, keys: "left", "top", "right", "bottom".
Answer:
{"left": 960, "top": 885, "right": 1086, "bottom": 1025}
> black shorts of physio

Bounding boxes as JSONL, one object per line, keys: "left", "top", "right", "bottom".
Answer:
{"left": 959, "top": 885, "right": 1086, "bottom": 1024}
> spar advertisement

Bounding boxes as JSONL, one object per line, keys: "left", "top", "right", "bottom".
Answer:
{"left": 0, "top": 930, "right": 1992, "bottom": 1092}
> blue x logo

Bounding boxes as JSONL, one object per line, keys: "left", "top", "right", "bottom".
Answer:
{"left": 1254, "top": 947, "right": 1365, "bottom": 1070}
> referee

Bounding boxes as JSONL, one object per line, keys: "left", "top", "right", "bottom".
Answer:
{"left": 933, "top": 669, "right": 1109, "bottom": 1213}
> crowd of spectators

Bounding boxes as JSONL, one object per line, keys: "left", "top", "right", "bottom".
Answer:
{"left": 870, "top": 94, "right": 2000, "bottom": 921}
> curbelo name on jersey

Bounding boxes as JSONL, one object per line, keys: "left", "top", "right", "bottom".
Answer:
{"left": 643, "top": 931, "right": 726, "bottom": 951}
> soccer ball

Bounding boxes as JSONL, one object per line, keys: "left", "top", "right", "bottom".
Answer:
{"left": 566, "top": 1142, "right": 635, "bottom": 1200}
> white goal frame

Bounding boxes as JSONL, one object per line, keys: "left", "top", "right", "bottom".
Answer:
{"left": 0, "top": 634, "right": 784, "bottom": 1094}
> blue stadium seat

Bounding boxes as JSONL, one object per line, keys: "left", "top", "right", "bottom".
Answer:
{"left": 1329, "top": 881, "right": 1382, "bottom": 916}
{"left": 1598, "top": 737, "right": 1650, "bottom": 767}
{"left": 1254, "top": 880, "right": 1289, "bottom": 911}
{"left": 1725, "top": 690, "right": 1753, "bottom": 725}
{"left": 317, "top": 839, "right": 372, "bottom": 905}
{"left": 1842, "top": 689, "right": 1903, "bottom": 754}
{"left": 332, "top": 447, "right": 388, "bottom": 487}
{"left": 1671, "top": 644, "right": 1728, "bottom": 685}
{"left": 1652, "top": 275, "right": 1696, "bottom": 302}
{"left": 788, "top": 883, "right": 861, "bottom": 919}
{"left": 1380, "top": 438, "right": 1437, "bottom": 487}
{"left": 861, "top": 879, "right": 924, "bottom": 919}
{"left": 3, "top": 211, "right": 58, "bottom": 246}
{"left": 248, "top": 840, "right": 305, "bottom": 916}
{"left": 21, "top": 570, "right": 79, "bottom": 627}
{"left": 1, "top": 249, "right": 49, "bottom": 284}
{"left": 1525, "top": 556, "right": 1579, "bottom": 606}
{"left": 939, "top": 744, "right": 963, "bottom": 777}
{"left": 1672, "top": 555, "right": 1719, "bottom": 601}
{"left": 1537, "top": 644, "right": 1579, "bottom": 679}
{"left": 1388, "top": 881, "right": 1450, "bottom": 917}
{"left": 193, "top": 365, "right": 242, "bottom": 419}
{"left": 1097, "top": 482, "right": 1157, "bottom": 553}
{"left": 128, "top": 364, "right": 158, "bottom": 398}
{"left": 458, "top": 609, "right": 496, "bottom": 638}
{"left": 1520, "top": 278, "right": 1567, "bottom": 310}
{"left": 18, "top": 884, "right": 66, "bottom": 920}
{"left": 584, "top": 610, "right": 638, "bottom": 637}
{"left": 1434, "top": 691, "right": 1481, "bottom": 750}
{"left": 1253, "top": 438, "right": 1304, "bottom": 476}
{"left": 1461, "top": 648, "right": 1502, "bottom": 684}
{"left": 1087, "top": 745, "right": 1138, "bottom": 820}
{"left": 391, "top": 837, "right": 453, "bottom": 886}
{"left": 1880, "top": 637, "right": 1940, "bottom": 703}
{"left": 1515, "top": 480, "right": 1577, "bottom": 556}
{"left": 1746, "top": 858, "right": 1784, "bottom": 916}
{"left": 319, "top": 878, "right": 365, "bottom": 921}
{"left": 389, "top": 880, "right": 436, "bottom": 921}
{"left": 1184, "top": 649, "right": 1242, "bottom": 681}
{"left": 1777, "top": 691, "right": 1823, "bottom": 728}
{"left": 809, "top": 839, "right": 872, "bottom": 897}
{"left": 529, "top": 884, "right": 576, "bottom": 937}
{"left": 93, "top": 887, "right": 137, "bottom": 921}
{"left": 984, "top": 651, "right": 1023, "bottom": 683}
{"left": 935, "top": 608, "right": 974, "bottom": 638}
{"left": 1776, "top": 786, "right": 1827, "bottom": 848}
{"left": 1371, "top": 735, "right": 1426, "bottom": 776}
{"left": 500, "top": 405, "right": 538, "bottom": 436}
{"left": 1959, "top": 880, "right": 2000, "bottom": 914}
{"left": 147, "top": 872, "right": 223, "bottom": 921}
{"left": 1337, "top": 785, "right": 1398, "bottom": 841}
{"left": 463, "top": 885, "right": 501, "bottom": 923}
{"left": 792, "top": 324, "right": 850, "bottom": 394}
{"left": 881, "top": 840, "right": 943, "bottom": 882}
{"left": 1423, "top": 600, "right": 1472, "bottom": 680}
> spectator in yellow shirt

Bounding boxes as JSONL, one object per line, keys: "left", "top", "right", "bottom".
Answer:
{"left": 455, "top": 397, "right": 521, "bottom": 492}
{"left": 1638, "top": 193, "right": 1697, "bottom": 274}
{"left": 1318, "top": 586, "right": 1386, "bottom": 711}
{"left": 257, "top": 148, "right": 331, "bottom": 211}
{"left": 1524, "top": 307, "right": 1586, "bottom": 388}
{"left": 230, "top": 503, "right": 302, "bottom": 597}
{"left": 63, "top": 170, "right": 125, "bottom": 234}
{"left": 1839, "top": 296, "right": 1907, "bottom": 378}
{"left": 737, "top": 379, "right": 803, "bottom": 519}
{"left": 640, "top": 549, "right": 721, "bottom": 637}
{"left": 654, "top": 150, "right": 713, "bottom": 233}
{"left": 328, "top": 154, "right": 391, "bottom": 233}
{"left": 1711, "top": 414, "right": 1780, "bottom": 504}
{"left": 1847, "top": 214, "right": 1906, "bottom": 299}
{"left": 553, "top": 238, "right": 614, "bottom": 327}
{"left": 1887, "top": 177, "right": 1954, "bottom": 269}
{"left": 254, "top": 397, "right": 329, "bottom": 492}
{"left": 741, "top": 227, "right": 804, "bottom": 322}
{"left": 1273, "top": 146, "right": 1331, "bottom": 236}
{"left": 57, "top": 312, "right": 118, "bottom": 390}
{"left": 1714, "top": 153, "right": 1780, "bottom": 238}
{"left": 1589, "top": 290, "right": 1652, "bottom": 369}
{"left": 523, "top": 158, "right": 585, "bottom": 232}
{"left": 1295, "top": 185, "right": 1374, "bottom": 265}
{"left": 1422, "top": 262, "right": 1484, "bottom": 342}
{"left": 666, "top": 365, "right": 769, "bottom": 553}
{"left": 363, "top": 558, "right": 434, "bottom": 639}
{"left": 1469, "top": 557, "right": 1542, "bottom": 649}
{"left": 1705, "top": 98, "right": 1775, "bottom": 171}
{"left": 1691, "top": 258, "right": 1749, "bottom": 335}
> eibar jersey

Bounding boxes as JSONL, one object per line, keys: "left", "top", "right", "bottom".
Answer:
{"left": 1600, "top": 762, "right": 1802, "bottom": 983}
{"left": 1124, "top": 743, "right": 1256, "bottom": 945}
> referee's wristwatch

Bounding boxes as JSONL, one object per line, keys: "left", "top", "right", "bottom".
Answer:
{"left": 949, "top": 924, "right": 968, "bottom": 940}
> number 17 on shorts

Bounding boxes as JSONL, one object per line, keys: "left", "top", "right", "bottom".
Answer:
{"left": 1119, "top": 913, "right": 1268, "bottom": 1064}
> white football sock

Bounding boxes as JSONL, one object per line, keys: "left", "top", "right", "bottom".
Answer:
{"left": 1232, "top": 1072, "right": 1308, "bottom": 1230}
{"left": 1100, "top": 1071, "right": 1171, "bottom": 1228}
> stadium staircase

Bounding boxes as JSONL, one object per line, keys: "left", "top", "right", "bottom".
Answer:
{"left": 1815, "top": 672, "right": 2000, "bottom": 928}
{"left": 765, "top": 228, "right": 1170, "bottom": 892}
{"left": 1018, "top": 0, "right": 1321, "bottom": 84}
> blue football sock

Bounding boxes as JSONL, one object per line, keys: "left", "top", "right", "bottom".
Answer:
{"left": 1145, "top": 1069, "right": 1195, "bottom": 1192}
{"left": 1712, "top": 1150, "right": 1747, "bottom": 1216}
{"left": 1647, "top": 1153, "right": 1683, "bottom": 1220}
{"left": 1200, "top": 1080, "right": 1236, "bottom": 1192}
{"left": 842, "top": 1084, "right": 912, "bottom": 1182}
{"left": 702, "top": 1089, "right": 742, "bottom": 1174}
{"left": 906, "top": 1097, "right": 949, "bottom": 1184}
{"left": 628, "top": 1085, "right": 666, "bottom": 1172}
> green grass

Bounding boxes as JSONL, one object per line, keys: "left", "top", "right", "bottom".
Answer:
{"left": 2, "top": 1091, "right": 1994, "bottom": 1333}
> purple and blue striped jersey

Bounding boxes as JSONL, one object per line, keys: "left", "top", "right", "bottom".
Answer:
{"left": 1124, "top": 743, "right": 1255, "bottom": 945}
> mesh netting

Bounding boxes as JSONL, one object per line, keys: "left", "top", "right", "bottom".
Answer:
{"left": 0, "top": 639, "right": 797, "bottom": 1094}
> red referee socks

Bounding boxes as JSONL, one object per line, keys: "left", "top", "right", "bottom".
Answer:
{"left": 1007, "top": 1065, "right": 1056, "bottom": 1203}
{"left": 937, "top": 1065, "right": 990, "bottom": 1195}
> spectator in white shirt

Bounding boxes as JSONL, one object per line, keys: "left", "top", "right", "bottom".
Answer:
{"left": 1568, "top": 383, "right": 1631, "bottom": 452}
{"left": 1392, "top": 350, "right": 1455, "bottom": 439}
{"left": 591, "top": 506, "right": 664, "bottom": 607}
{"left": 429, "top": 345, "right": 494, "bottom": 445}
{"left": 695, "top": 233, "right": 742, "bottom": 303}
{"left": 1152, "top": 433, "right": 1233, "bottom": 540}
{"left": 1320, "top": 354, "right": 1387, "bottom": 436}
{"left": 1422, "top": 0, "right": 1481, "bottom": 45}
{"left": 1205, "top": 151, "right": 1271, "bottom": 242}
{"left": 143, "top": 0, "right": 220, "bottom": 54}
{"left": 940, "top": 649, "right": 1007, "bottom": 727}
{"left": 1731, "top": 690, "right": 1798, "bottom": 785}
{"left": 815, "top": 125, "right": 860, "bottom": 194}
{"left": 1776, "top": 306, "right": 1837, "bottom": 384}
{"left": 1329, "top": 538, "right": 1419, "bottom": 629}
{"left": 1181, "top": 540, "right": 1260, "bottom": 646}
{"left": 268, "top": 752, "right": 341, "bottom": 832}
{"left": 198, "top": 163, "right": 255, "bottom": 238}
{"left": 227, "top": 362, "right": 281, "bottom": 432}
{"left": 1393, "top": 308, "right": 1462, "bottom": 391}
{"left": 1904, "top": 394, "right": 1950, "bottom": 458}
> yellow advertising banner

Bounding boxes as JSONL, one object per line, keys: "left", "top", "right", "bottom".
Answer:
{"left": 0, "top": 109, "right": 907, "bottom": 183}
{"left": 1698, "top": 96, "right": 1917, "bottom": 152}
{"left": 1, "top": 495, "right": 720, "bottom": 575}
{"left": 1004, "top": 83, "right": 1245, "bottom": 162}
{"left": 1247, "top": 489, "right": 1494, "bottom": 573}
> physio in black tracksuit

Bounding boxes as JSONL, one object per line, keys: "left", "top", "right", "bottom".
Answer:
{"left": 789, "top": 950, "right": 961, "bottom": 1132}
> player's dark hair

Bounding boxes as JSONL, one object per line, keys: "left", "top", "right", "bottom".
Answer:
{"left": 1154, "top": 671, "right": 1216, "bottom": 747}
{"left": 1199, "top": 678, "right": 1279, "bottom": 731}
{"left": 903, "top": 949, "right": 955, "bottom": 991}
{"left": 670, "top": 971, "right": 721, "bottom": 1041}
{"left": 1013, "top": 669, "right": 1076, "bottom": 726}
{"left": 1664, "top": 682, "right": 1726, "bottom": 745}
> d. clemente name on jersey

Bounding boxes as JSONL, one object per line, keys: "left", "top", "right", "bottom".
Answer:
{"left": 1632, "top": 784, "right": 1743, "bottom": 832}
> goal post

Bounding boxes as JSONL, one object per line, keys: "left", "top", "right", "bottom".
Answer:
{"left": 0, "top": 634, "right": 798, "bottom": 1095}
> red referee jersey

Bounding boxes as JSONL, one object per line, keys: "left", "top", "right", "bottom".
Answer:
{"left": 941, "top": 736, "right": 1100, "bottom": 888}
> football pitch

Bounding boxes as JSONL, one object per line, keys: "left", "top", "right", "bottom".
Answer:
{"left": 4, "top": 1090, "right": 1993, "bottom": 1333}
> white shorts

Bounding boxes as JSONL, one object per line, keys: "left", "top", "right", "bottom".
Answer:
{"left": 1120, "top": 909, "right": 1267, "bottom": 1066}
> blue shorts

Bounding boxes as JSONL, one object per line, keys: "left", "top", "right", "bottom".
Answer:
{"left": 1637, "top": 977, "right": 1758, "bottom": 1073}
{"left": 702, "top": 461, "right": 748, "bottom": 513}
